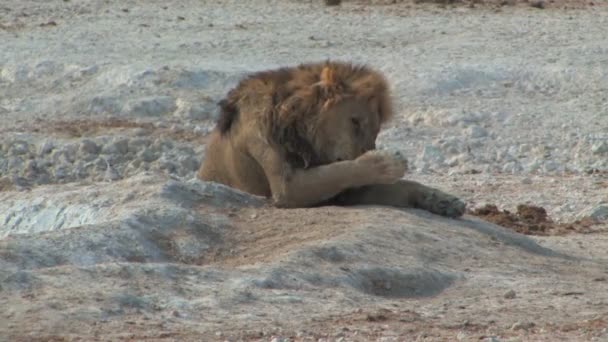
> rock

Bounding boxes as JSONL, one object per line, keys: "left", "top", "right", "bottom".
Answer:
{"left": 178, "top": 155, "right": 200, "bottom": 172}
{"left": 79, "top": 139, "right": 100, "bottom": 155}
{"left": 502, "top": 161, "right": 522, "bottom": 174}
{"left": 9, "top": 141, "right": 29, "bottom": 155}
{"left": 174, "top": 98, "right": 213, "bottom": 120}
{"left": 580, "top": 205, "right": 608, "bottom": 221}
{"left": 511, "top": 321, "right": 535, "bottom": 331}
{"left": 54, "top": 165, "right": 70, "bottom": 179}
{"left": 104, "top": 162, "right": 121, "bottom": 181}
{"left": 8, "top": 157, "right": 23, "bottom": 171}
{"left": 128, "top": 138, "right": 152, "bottom": 153}
{"left": 24, "top": 160, "right": 38, "bottom": 177}
{"left": 38, "top": 140, "right": 55, "bottom": 155}
{"left": 125, "top": 96, "right": 176, "bottom": 117}
{"left": 0, "top": 64, "right": 29, "bottom": 83}
{"left": 421, "top": 145, "right": 445, "bottom": 164}
{"left": 542, "top": 160, "right": 559, "bottom": 173}
{"left": 88, "top": 96, "right": 122, "bottom": 115}
{"left": 504, "top": 289, "right": 516, "bottom": 299}
{"left": 530, "top": 0, "right": 545, "bottom": 9}
{"left": 524, "top": 160, "right": 541, "bottom": 173}
{"left": 139, "top": 148, "right": 159, "bottom": 163}
{"left": 467, "top": 125, "right": 488, "bottom": 138}
{"left": 591, "top": 141, "right": 608, "bottom": 155}
{"left": 133, "top": 127, "right": 150, "bottom": 136}
{"left": 102, "top": 138, "right": 129, "bottom": 155}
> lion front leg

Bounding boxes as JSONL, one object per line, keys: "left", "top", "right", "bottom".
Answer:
{"left": 272, "top": 153, "right": 405, "bottom": 208}
{"left": 334, "top": 180, "right": 466, "bottom": 218}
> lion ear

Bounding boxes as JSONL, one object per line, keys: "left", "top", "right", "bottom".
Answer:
{"left": 315, "top": 66, "right": 342, "bottom": 108}
{"left": 319, "top": 66, "right": 336, "bottom": 87}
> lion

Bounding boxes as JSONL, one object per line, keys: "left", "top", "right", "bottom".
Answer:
{"left": 198, "top": 61, "right": 465, "bottom": 217}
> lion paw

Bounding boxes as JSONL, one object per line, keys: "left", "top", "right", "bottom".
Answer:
{"left": 420, "top": 190, "right": 466, "bottom": 218}
{"left": 356, "top": 150, "right": 407, "bottom": 185}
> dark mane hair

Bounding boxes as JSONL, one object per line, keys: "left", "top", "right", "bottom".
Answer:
{"left": 214, "top": 61, "right": 393, "bottom": 168}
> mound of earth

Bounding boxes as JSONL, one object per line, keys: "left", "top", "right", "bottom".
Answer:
{"left": 470, "top": 204, "right": 605, "bottom": 236}
{"left": 1, "top": 175, "right": 607, "bottom": 341}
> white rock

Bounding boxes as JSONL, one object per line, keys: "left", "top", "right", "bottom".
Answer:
{"left": 580, "top": 205, "right": 608, "bottom": 221}
{"left": 38, "top": 140, "right": 55, "bottom": 155}
{"left": 9, "top": 141, "right": 29, "bottom": 155}
{"left": 511, "top": 321, "right": 534, "bottom": 331}
{"left": 128, "top": 138, "right": 152, "bottom": 153}
{"left": 79, "top": 139, "right": 100, "bottom": 155}
{"left": 139, "top": 148, "right": 159, "bottom": 162}
{"left": 591, "top": 141, "right": 608, "bottom": 155}
{"left": 125, "top": 96, "right": 177, "bottom": 117}
{"left": 542, "top": 160, "right": 559, "bottom": 173}
{"left": 0, "top": 64, "right": 29, "bottom": 83}
{"left": 421, "top": 145, "right": 445, "bottom": 164}
{"left": 88, "top": 96, "right": 122, "bottom": 115}
{"left": 179, "top": 155, "right": 200, "bottom": 172}
{"left": 174, "top": 98, "right": 213, "bottom": 120}
{"left": 102, "top": 138, "right": 129, "bottom": 155}
{"left": 467, "top": 125, "right": 488, "bottom": 138}
{"left": 502, "top": 161, "right": 522, "bottom": 174}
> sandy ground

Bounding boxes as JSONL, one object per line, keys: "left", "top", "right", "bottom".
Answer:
{"left": 1, "top": 0, "right": 607, "bottom": 341}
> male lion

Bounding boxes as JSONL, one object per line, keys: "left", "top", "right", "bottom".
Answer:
{"left": 198, "top": 61, "right": 465, "bottom": 217}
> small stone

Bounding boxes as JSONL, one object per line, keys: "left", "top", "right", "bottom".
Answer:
{"left": 9, "top": 141, "right": 29, "bottom": 155}
{"left": 126, "top": 96, "right": 176, "bottom": 117}
{"left": 511, "top": 321, "right": 535, "bottom": 331}
{"left": 215, "top": 331, "right": 223, "bottom": 337}
{"left": 178, "top": 155, "right": 200, "bottom": 172}
{"left": 38, "top": 140, "right": 55, "bottom": 155}
{"left": 502, "top": 161, "right": 522, "bottom": 174}
{"left": 80, "top": 139, "right": 100, "bottom": 155}
{"left": 521, "top": 177, "right": 532, "bottom": 184}
{"left": 139, "top": 148, "right": 159, "bottom": 162}
{"left": 542, "top": 160, "right": 559, "bottom": 173}
{"left": 504, "top": 289, "right": 516, "bottom": 299}
{"left": 102, "top": 138, "right": 129, "bottom": 155}
{"left": 54, "top": 165, "right": 70, "bottom": 179}
{"left": 104, "top": 161, "right": 121, "bottom": 181}
{"left": 581, "top": 205, "right": 608, "bottom": 221}
{"left": 467, "top": 125, "right": 488, "bottom": 138}
{"left": 8, "top": 156, "right": 23, "bottom": 170}
{"left": 591, "top": 141, "right": 608, "bottom": 155}
{"left": 421, "top": 145, "right": 445, "bottom": 163}
{"left": 530, "top": 0, "right": 545, "bottom": 8}
{"left": 270, "top": 337, "right": 286, "bottom": 342}
{"left": 250, "top": 213, "right": 258, "bottom": 219}
{"left": 133, "top": 127, "right": 150, "bottom": 136}
{"left": 128, "top": 138, "right": 152, "bottom": 153}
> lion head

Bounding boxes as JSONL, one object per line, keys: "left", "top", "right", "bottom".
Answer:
{"left": 216, "top": 61, "right": 393, "bottom": 169}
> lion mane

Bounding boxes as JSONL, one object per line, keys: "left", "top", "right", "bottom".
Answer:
{"left": 214, "top": 61, "right": 393, "bottom": 168}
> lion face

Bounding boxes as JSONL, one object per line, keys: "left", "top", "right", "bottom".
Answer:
{"left": 312, "top": 97, "right": 381, "bottom": 164}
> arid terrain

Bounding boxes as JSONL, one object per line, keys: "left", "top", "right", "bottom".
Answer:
{"left": 1, "top": 0, "right": 607, "bottom": 341}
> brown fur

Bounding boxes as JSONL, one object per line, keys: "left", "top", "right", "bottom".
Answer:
{"left": 198, "top": 61, "right": 465, "bottom": 217}
{"left": 214, "top": 61, "right": 392, "bottom": 168}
